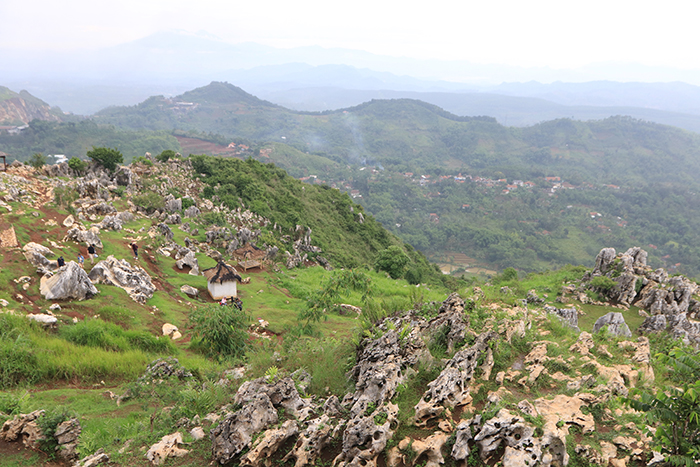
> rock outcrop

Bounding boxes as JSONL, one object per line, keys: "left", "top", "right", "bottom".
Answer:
{"left": 40, "top": 261, "right": 98, "bottom": 300}
{"left": 88, "top": 255, "right": 155, "bottom": 303}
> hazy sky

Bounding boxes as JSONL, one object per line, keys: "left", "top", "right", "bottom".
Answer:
{"left": 1, "top": 0, "right": 697, "bottom": 70}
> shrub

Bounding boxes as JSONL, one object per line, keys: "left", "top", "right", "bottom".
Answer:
{"left": 132, "top": 192, "right": 164, "bottom": 213}
{"left": 28, "top": 152, "right": 47, "bottom": 169}
{"left": 590, "top": 276, "right": 616, "bottom": 292}
{"left": 67, "top": 157, "right": 88, "bottom": 174}
{"left": 37, "top": 408, "right": 75, "bottom": 456}
{"left": 86, "top": 146, "right": 123, "bottom": 172}
{"left": 156, "top": 149, "right": 177, "bottom": 162}
{"left": 374, "top": 245, "right": 410, "bottom": 279}
{"left": 189, "top": 304, "right": 250, "bottom": 359}
{"left": 133, "top": 155, "right": 153, "bottom": 166}
{"left": 53, "top": 185, "right": 79, "bottom": 209}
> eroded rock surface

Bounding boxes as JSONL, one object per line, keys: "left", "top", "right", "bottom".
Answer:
{"left": 40, "top": 261, "right": 98, "bottom": 300}
{"left": 88, "top": 255, "right": 155, "bottom": 303}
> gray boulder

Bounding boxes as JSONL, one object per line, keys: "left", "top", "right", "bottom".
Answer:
{"left": 210, "top": 393, "right": 278, "bottom": 465}
{"left": 165, "top": 213, "right": 181, "bottom": 225}
{"left": 157, "top": 223, "right": 174, "bottom": 241}
{"left": 40, "top": 261, "right": 98, "bottom": 300}
{"left": 64, "top": 226, "right": 103, "bottom": 249}
{"left": 164, "top": 195, "right": 182, "bottom": 213}
{"left": 592, "top": 312, "right": 632, "bottom": 337}
{"left": 22, "top": 242, "right": 57, "bottom": 272}
{"left": 88, "top": 255, "right": 155, "bottom": 303}
{"left": 592, "top": 248, "right": 616, "bottom": 275}
{"left": 183, "top": 206, "right": 200, "bottom": 218}
{"left": 175, "top": 250, "right": 199, "bottom": 276}
{"left": 545, "top": 305, "right": 580, "bottom": 332}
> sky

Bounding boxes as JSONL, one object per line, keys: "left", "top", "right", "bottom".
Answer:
{"left": 1, "top": 0, "right": 698, "bottom": 71}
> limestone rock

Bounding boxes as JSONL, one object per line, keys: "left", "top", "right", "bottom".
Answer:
{"left": 240, "top": 420, "right": 298, "bottom": 467}
{"left": 180, "top": 284, "right": 199, "bottom": 297}
{"left": 183, "top": 205, "right": 200, "bottom": 218}
{"left": 54, "top": 418, "right": 81, "bottom": 460}
{"left": 88, "top": 255, "right": 155, "bottom": 303}
{"left": 282, "top": 415, "right": 336, "bottom": 467}
{"left": 474, "top": 409, "right": 542, "bottom": 465}
{"left": 210, "top": 393, "right": 278, "bottom": 465}
{"left": 40, "top": 261, "right": 98, "bottom": 300}
{"left": 27, "top": 313, "right": 58, "bottom": 325}
{"left": 73, "top": 448, "right": 110, "bottom": 467}
{"left": 0, "top": 410, "right": 45, "bottom": 447}
{"left": 63, "top": 215, "right": 75, "bottom": 227}
{"left": 235, "top": 377, "right": 315, "bottom": 421}
{"left": 387, "top": 432, "right": 449, "bottom": 467}
{"left": 414, "top": 332, "right": 496, "bottom": 426}
{"left": 545, "top": 305, "right": 580, "bottom": 332}
{"left": 145, "top": 432, "right": 189, "bottom": 465}
{"left": 593, "top": 312, "right": 632, "bottom": 337}
{"left": 64, "top": 226, "right": 103, "bottom": 249}
{"left": 593, "top": 248, "right": 617, "bottom": 275}
{"left": 333, "top": 402, "right": 398, "bottom": 467}
{"left": 175, "top": 250, "right": 200, "bottom": 276}
{"left": 22, "top": 242, "right": 56, "bottom": 271}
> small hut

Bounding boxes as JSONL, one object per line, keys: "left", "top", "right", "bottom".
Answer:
{"left": 202, "top": 262, "right": 242, "bottom": 300}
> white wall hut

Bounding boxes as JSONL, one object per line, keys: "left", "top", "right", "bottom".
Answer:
{"left": 202, "top": 262, "right": 242, "bottom": 300}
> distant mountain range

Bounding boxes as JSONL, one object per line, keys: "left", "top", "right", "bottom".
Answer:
{"left": 6, "top": 29, "right": 700, "bottom": 129}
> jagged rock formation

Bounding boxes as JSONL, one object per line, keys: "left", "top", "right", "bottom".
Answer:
{"left": 146, "top": 432, "right": 189, "bottom": 465}
{"left": 0, "top": 410, "right": 45, "bottom": 448}
{"left": 588, "top": 247, "right": 700, "bottom": 343}
{"left": 40, "top": 261, "right": 98, "bottom": 300}
{"left": 593, "top": 312, "right": 632, "bottom": 337}
{"left": 22, "top": 241, "right": 57, "bottom": 274}
{"left": 88, "top": 255, "right": 155, "bottom": 303}
{"left": 64, "top": 226, "right": 103, "bottom": 249}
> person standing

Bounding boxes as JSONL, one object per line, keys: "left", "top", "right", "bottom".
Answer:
{"left": 77, "top": 253, "right": 85, "bottom": 268}
{"left": 57, "top": 256, "right": 65, "bottom": 267}
{"left": 130, "top": 242, "right": 139, "bottom": 260}
{"left": 87, "top": 244, "right": 96, "bottom": 263}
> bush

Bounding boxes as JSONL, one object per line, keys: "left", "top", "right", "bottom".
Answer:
{"left": 374, "top": 245, "right": 410, "bottom": 279}
{"left": 156, "top": 149, "right": 177, "bottom": 162}
{"left": 28, "top": 152, "right": 47, "bottom": 168}
{"left": 189, "top": 304, "right": 250, "bottom": 359}
{"left": 133, "top": 156, "right": 153, "bottom": 166}
{"left": 86, "top": 146, "right": 123, "bottom": 172}
{"left": 67, "top": 157, "right": 88, "bottom": 173}
{"left": 132, "top": 192, "right": 164, "bottom": 213}
{"left": 53, "top": 185, "right": 79, "bottom": 210}
{"left": 590, "top": 275, "right": 616, "bottom": 292}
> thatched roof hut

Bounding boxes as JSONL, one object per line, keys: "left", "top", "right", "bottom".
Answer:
{"left": 202, "top": 262, "right": 242, "bottom": 299}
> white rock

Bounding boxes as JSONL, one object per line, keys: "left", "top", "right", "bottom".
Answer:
{"left": 27, "top": 313, "right": 58, "bottom": 325}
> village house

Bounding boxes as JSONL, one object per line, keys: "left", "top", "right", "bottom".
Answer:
{"left": 202, "top": 262, "right": 242, "bottom": 300}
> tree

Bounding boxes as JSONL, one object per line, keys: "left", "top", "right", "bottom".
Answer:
{"left": 189, "top": 304, "right": 249, "bottom": 360}
{"left": 28, "top": 153, "right": 46, "bottom": 169}
{"left": 86, "top": 147, "right": 123, "bottom": 172}
{"left": 628, "top": 347, "right": 700, "bottom": 466}
{"left": 374, "top": 245, "right": 410, "bottom": 279}
{"left": 67, "top": 157, "right": 87, "bottom": 174}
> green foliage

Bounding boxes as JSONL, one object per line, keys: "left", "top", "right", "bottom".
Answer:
{"left": 133, "top": 155, "right": 153, "bottom": 166}
{"left": 132, "top": 191, "right": 164, "bottom": 213}
{"left": 300, "top": 270, "right": 374, "bottom": 330}
{"left": 67, "top": 156, "right": 88, "bottom": 173}
{"left": 189, "top": 304, "right": 250, "bottom": 360}
{"left": 0, "top": 391, "right": 29, "bottom": 415}
{"left": 590, "top": 276, "right": 616, "bottom": 292}
{"left": 59, "top": 319, "right": 174, "bottom": 354}
{"left": 156, "top": 149, "right": 177, "bottom": 162}
{"left": 27, "top": 152, "right": 46, "bottom": 168}
{"left": 374, "top": 245, "right": 411, "bottom": 279}
{"left": 628, "top": 346, "right": 700, "bottom": 465}
{"left": 0, "top": 314, "right": 40, "bottom": 389}
{"left": 86, "top": 146, "right": 123, "bottom": 172}
{"left": 53, "top": 184, "right": 79, "bottom": 210}
{"left": 37, "top": 408, "right": 75, "bottom": 456}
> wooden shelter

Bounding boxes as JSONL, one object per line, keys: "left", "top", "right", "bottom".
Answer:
{"left": 238, "top": 259, "right": 262, "bottom": 272}
{"left": 202, "top": 262, "right": 242, "bottom": 299}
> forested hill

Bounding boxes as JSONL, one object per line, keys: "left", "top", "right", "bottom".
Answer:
{"left": 92, "top": 82, "right": 700, "bottom": 188}
{"left": 9, "top": 81, "right": 700, "bottom": 276}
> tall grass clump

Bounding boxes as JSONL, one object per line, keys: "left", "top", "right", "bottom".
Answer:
{"left": 0, "top": 314, "right": 42, "bottom": 388}
{"left": 59, "top": 318, "right": 174, "bottom": 354}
